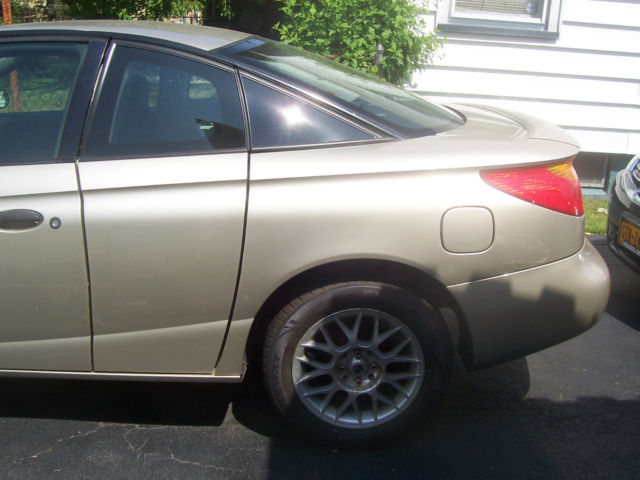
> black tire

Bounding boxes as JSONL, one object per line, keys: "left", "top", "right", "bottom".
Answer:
{"left": 262, "top": 282, "right": 450, "bottom": 445}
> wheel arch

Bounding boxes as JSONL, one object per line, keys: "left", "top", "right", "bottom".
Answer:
{"left": 244, "top": 258, "right": 473, "bottom": 369}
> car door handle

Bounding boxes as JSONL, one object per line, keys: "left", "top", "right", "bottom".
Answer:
{"left": 0, "top": 209, "right": 44, "bottom": 230}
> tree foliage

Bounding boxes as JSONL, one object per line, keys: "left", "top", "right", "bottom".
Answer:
{"left": 274, "top": 0, "right": 440, "bottom": 85}
{"left": 2, "top": 1, "right": 55, "bottom": 23}
{"left": 59, "top": 0, "right": 440, "bottom": 85}
{"left": 62, "top": 0, "right": 205, "bottom": 20}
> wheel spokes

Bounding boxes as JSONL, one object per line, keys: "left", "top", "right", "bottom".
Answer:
{"left": 293, "top": 308, "right": 425, "bottom": 429}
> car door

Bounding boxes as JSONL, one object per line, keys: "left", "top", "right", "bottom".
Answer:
{"left": 78, "top": 43, "right": 248, "bottom": 374}
{"left": 0, "top": 39, "right": 102, "bottom": 371}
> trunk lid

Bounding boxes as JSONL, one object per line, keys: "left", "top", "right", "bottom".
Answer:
{"left": 440, "top": 104, "right": 580, "bottom": 147}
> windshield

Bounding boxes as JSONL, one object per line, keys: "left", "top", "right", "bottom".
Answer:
{"left": 218, "top": 38, "right": 464, "bottom": 138}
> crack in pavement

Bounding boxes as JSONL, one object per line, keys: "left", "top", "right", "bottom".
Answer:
{"left": 168, "top": 448, "right": 249, "bottom": 473}
{"left": 27, "top": 423, "right": 108, "bottom": 460}
{"left": 166, "top": 445, "right": 270, "bottom": 474}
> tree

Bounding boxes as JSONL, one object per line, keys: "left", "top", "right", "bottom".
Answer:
{"left": 1, "top": 0, "right": 12, "bottom": 25}
{"left": 201, "top": 0, "right": 281, "bottom": 39}
{"left": 59, "top": 0, "right": 440, "bottom": 85}
{"left": 62, "top": 0, "right": 204, "bottom": 20}
{"left": 274, "top": 0, "right": 440, "bottom": 85}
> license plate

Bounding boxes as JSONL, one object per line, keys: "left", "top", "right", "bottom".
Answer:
{"left": 619, "top": 218, "right": 640, "bottom": 254}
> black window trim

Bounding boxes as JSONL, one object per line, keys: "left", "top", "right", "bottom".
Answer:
{"left": 59, "top": 38, "right": 109, "bottom": 162}
{"left": 79, "top": 39, "right": 248, "bottom": 162}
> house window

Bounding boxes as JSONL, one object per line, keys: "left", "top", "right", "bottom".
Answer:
{"left": 436, "top": 0, "right": 563, "bottom": 38}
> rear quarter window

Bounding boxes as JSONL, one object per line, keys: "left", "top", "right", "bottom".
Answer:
{"left": 220, "top": 37, "right": 464, "bottom": 138}
{"left": 242, "top": 78, "right": 372, "bottom": 149}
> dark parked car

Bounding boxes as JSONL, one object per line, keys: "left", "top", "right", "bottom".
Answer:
{"left": 608, "top": 154, "right": 640, "bottom": 273}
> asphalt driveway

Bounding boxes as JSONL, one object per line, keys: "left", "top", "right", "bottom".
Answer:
{"left": 1, "top": 236, "right": 638, "bottom": 480}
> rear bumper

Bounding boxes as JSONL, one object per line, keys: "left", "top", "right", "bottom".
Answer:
{"left": 448, "top": 239, "right": 610, "bottom": 369}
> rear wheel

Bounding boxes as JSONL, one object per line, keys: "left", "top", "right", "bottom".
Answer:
{"left": 262, "top": 282, "right": 450, "bottom": 444}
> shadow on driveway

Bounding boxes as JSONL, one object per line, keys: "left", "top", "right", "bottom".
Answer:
{"left": 0, "top": 377, "right": 239, "bottom": 427}
{"left": 233, "top": 359, "right": 639, "bottom": 480}
{"left": 0, "top": 350, "right": 637, "bottom": 478}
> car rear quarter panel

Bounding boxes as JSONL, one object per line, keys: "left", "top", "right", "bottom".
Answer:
{"left": 233, "top": 138, "right": 584, "bottom": 324}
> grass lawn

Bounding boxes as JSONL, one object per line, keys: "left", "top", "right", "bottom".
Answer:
{"left": 584, "top": 198, "right": 609, "bottom": 235}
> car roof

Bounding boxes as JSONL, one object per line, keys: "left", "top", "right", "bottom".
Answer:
{"left": 0, "top": 20, "right": 249, "bottom": 51}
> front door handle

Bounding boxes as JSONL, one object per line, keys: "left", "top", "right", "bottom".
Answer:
{"left": 0, "top": 209, "right": 44, "bottom": 230}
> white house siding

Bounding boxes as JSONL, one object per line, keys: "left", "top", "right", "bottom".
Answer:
{"left": 413, "top": 0, "right": 640, "bottom": 186}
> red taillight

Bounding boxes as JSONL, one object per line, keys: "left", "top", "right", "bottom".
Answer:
{"left": 481, "top": 159, "right": 584, "bottom": 216}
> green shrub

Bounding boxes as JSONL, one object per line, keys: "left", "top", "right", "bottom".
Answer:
{"left": 274, "top": 0, "right": 440, "bottom": 85}
{"left": 584, "top": 198, "right": 609, "bottom": 235}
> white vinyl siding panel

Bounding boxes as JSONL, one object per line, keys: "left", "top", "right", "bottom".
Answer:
{"left": 556, "top": 23, "right": 640, "bottom": 55}
{"left": 562, "top": 0, "right": 640, "bottom": 28}
{"left": 425, "top": 41, "right": 640, "bottom": 80}
{"left": 414, "top": 69, "right": 638, "bottom": 105}
{"left": 414, "top": 0, "right": 640, "bottom": 155}
{"left": 426, "top": 95, "right": 640, "bottom": 131}
{"left": 562, "top": 129, "right": 636, "bottom": 155}
{"left": 627, "top": 133, "right": 640, "bottom": 153}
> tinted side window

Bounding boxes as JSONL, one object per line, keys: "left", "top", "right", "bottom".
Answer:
{"left": 84, "top": 46, "right": 245, "bottom": 159}
{"left": 242, "top": 78, "right": 372, "bottom": 149}
{"left": 0, "top": 42, "right": 87, "bottom": 165}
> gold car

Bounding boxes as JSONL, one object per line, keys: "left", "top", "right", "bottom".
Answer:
{"left": 0, "top": 21, "right": 609, "bottom": 444}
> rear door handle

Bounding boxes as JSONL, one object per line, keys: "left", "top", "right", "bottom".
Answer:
{"left": 0, "top": 209, "right": 44, "bottom": 230}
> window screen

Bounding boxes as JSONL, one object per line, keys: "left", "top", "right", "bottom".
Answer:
{"left": 455, "top": 0, "right": 544, "bottom": 19}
